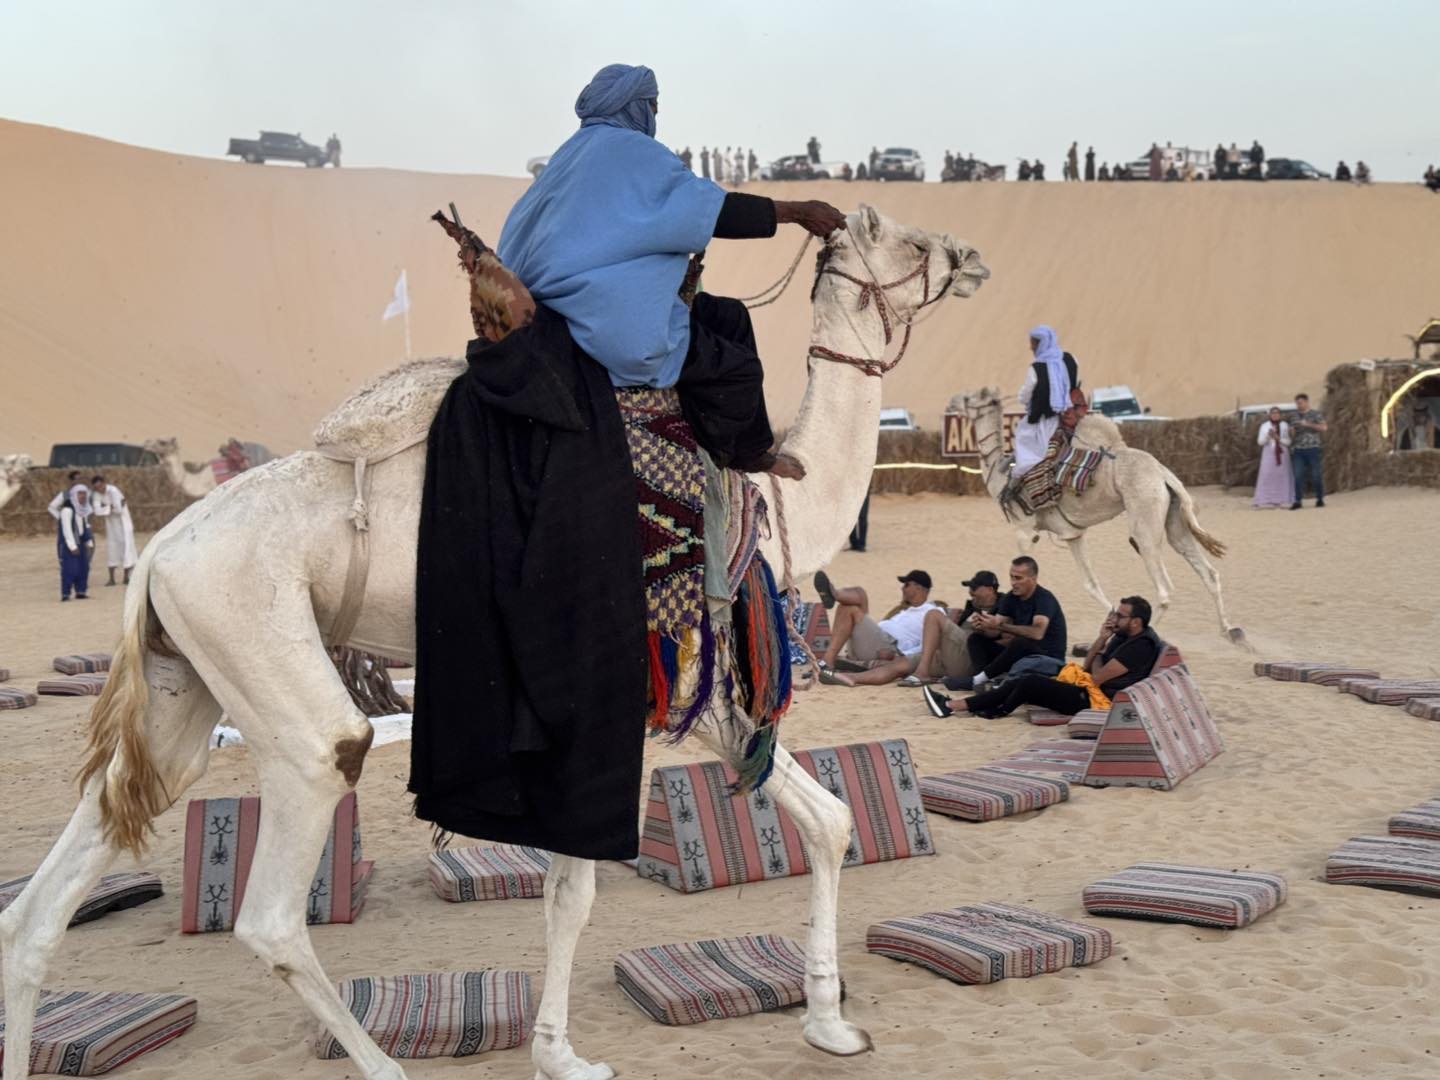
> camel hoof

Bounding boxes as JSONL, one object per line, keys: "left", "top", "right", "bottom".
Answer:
{"left": 534, "top": 1063, "right": 615, "bottom": 1080}
{"left": 803, "top": 1016, "right": 874, "bottom": 1057}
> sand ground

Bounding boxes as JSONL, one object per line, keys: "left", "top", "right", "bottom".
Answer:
{"left": 2, "top": 486, "right": 1439, "bottom": 1079}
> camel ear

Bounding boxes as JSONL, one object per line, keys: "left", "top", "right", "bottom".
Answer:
{"left": 858, "top": 204, "right": 884, "bottom": 244}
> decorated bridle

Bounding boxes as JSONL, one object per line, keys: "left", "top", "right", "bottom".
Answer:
{"left": 805, "top": 234, "right": 956, "bottom": 378}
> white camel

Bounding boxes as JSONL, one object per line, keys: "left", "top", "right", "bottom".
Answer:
{"left": 0, "top": 206, "right": 989, "bottom": 1080}
{"left": 143, "top": 436, "right": 218, "bottom": 498}
{"left": 962, "top": 387, "right": 1241, "bottom": 640}
{"left": 0, "top": 454, "right": 32, "bottom": 513}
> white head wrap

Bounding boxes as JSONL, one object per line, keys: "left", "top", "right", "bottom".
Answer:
{"left": 68, "top": 483, "right": 92, "bottom": 520}
{"left": 1029, "top": 325, "right": 1072, "bottom": 413}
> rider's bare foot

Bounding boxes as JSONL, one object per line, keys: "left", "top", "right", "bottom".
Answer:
{"left": 769, "top": 453, "right": 806, "bottom": 481}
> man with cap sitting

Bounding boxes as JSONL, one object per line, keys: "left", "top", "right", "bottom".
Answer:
{"left": 942, "top": 555, "right": 1067, "bottom": 693}
{"left": 816, "top": 570, "right": 1003, "bottom": 688}
{"left": 813, "top": 570, "right": 942, "bottom": 682}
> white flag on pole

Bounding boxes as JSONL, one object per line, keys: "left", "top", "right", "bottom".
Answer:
{"left": 382, "top": 269, "right": 410, "bottom": 321}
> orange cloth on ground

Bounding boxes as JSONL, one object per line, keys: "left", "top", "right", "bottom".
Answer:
{"left": 1056, "top": 662, "right": 1111, "bottom": 711}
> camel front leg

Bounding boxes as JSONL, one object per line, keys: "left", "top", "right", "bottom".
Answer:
{"left": 766, "top": 746, "right": 873, "bottom": 1057}
{"left": 532, "top": 855, "right": 612, "bottom": 1080}
{"left": 1061, "top": 532, "right": 1111, "bottom": 611}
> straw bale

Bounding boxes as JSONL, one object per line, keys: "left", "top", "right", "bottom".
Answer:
{"left": 0, "top": 465, "right": 195, "bottom": 536}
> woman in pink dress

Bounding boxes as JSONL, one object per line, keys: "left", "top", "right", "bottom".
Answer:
{"left": 1253, "top": 406, "right": 1295, "bottom": 507}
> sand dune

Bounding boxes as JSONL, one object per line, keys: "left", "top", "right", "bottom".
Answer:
{"left": 4, "top": 118, "right": 1440, "bottom": 461}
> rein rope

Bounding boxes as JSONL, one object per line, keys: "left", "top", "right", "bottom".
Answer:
{"left": 738, "top": 234, "right": 815, "bottom": 309}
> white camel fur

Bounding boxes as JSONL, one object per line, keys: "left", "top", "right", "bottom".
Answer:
{"left": 0, "top": 206, "right": 988, "bottom": 1080}
{"left": 0, "top": 454, "right": 32, "bottom": 513}
{"left": 961, "top": 386, "right": 1241, "bottom": 639}
{"left": 143, "top": 436, "right": 218, "bottom": 498}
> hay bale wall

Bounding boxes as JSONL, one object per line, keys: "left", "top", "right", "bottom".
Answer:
{"left": 0, "top": 466, "right": 194, "bottom": 536}
{"left": 1323, "top": 360, "right": 1440, "bottom": 493}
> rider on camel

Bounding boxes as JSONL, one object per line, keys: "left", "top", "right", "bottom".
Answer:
{"left": 1005, "top": 324, "right": 1083, "bottom": 509}
{"left": 496, "top": 63, "right": 846, "bottom": 478}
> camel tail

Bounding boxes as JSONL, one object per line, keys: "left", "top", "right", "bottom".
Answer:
{"left": 1161, "top": 466, "right": 1227, "bottom": 558}
{"left": 77, "top": 545, "right": 170, "bottom": 855}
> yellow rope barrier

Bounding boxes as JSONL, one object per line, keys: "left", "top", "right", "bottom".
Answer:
{"left": 872, "top": 461, "right": 983, "bottom": 475}
{"left": 1380, "top": 368, "right": 1440, "bottom": 438}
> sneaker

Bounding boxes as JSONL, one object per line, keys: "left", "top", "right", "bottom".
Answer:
{"left": 942, "top": 674, "right": 974, "bottom": 692}
{"left": 1289, "top": 502, "right": 1302, "bottom": 510}
{"left": 923, "top": 685, "right": 953, "bottom": 718}
{"left": 1316, "top": 499, "right": 1325, "bottom": 508}
{"left": 813, "top": 570, "right": 837, "bottom": 609}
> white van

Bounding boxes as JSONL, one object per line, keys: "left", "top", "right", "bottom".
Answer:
{"left": 878, "top": 407, "right": 920, "bottom": 432}
{"left": 1092, "top": 385, "right": 1169, "bottom": 423}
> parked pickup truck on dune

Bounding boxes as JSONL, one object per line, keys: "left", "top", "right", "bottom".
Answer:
{"left": 227, "top": 131, "right": 330, "bottom": 167}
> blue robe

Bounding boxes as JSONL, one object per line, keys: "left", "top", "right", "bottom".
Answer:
{"left": 499, "top": 125, "right": 725, "bottom": 388}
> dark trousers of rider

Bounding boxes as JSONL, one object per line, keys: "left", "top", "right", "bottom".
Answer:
{"left": 966, "top": 633, "right": 1045, "bottom": 679}
{"left": 965, "top": 674, "right": 1089, "bottom": 717}
{"left": 676, "top": 293, "right": 774, "bottom": 470}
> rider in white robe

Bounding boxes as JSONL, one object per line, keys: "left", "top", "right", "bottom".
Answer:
{"left": 1012, "top": 325, "right": 1075, "bottom": 477}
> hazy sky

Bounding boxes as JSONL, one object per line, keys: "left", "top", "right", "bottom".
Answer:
{"left": 3, "top": 0, "right": 1437, "bottom": 180}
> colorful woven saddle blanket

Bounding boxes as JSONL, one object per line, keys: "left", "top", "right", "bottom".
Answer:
{"left": 617, "top": 389, "right": 790, "bottom": 793}
{"left": 1054, "top": 445, "right": 1109, "bottom": 495}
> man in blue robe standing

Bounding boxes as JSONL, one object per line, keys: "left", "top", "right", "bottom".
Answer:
{"left": 498, "top": 63, "right": 845, "bottom": 477}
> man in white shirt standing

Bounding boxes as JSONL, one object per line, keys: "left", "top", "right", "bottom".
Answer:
{"left": 813, "top": 569, "right": 942, "bottom": 680}
{"left": 90, "top": 474, "right": 138, "bottom": 586}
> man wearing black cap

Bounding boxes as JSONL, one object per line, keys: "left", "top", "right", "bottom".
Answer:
{"left": 813, "top": 569, "right": 943, "bottom": 678}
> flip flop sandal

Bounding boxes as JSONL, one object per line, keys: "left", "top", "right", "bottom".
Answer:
{"left": 817, "top": 669, "right": 851, "bottom": 687}
{"left": 897, "top": 675, "right": 937, "bottom": 688}
{"left": 813, "top": 570, "right": 837, "bottom": 610}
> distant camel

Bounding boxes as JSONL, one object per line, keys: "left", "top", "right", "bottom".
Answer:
{"left": 962, "top": 387, "right": 1242, "bottom": 640}
{"left": 1, "top": 207, "right": 990, "bottom": 1080}
{"left": 0, "top": 454, "right": 32, "bottom": 513}
{"left": 143, "top": 437, "right": 217, "bottom": 498}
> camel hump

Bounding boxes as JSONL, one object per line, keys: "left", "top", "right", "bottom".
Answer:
{"left": 313, "top": 357, "right": 466, "bottom": 460}
{"left": 1072, "top": 413, "right": 1127, "bottom": 452}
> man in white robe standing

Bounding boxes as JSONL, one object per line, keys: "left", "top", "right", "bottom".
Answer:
{"left": 90, "top": 474, "right": 138, "bottom": 585}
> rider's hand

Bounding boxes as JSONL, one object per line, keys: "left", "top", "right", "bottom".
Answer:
{"left": 775, "top": 200, "right": 847, "bottom": 238}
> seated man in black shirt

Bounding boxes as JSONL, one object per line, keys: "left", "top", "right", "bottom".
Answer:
{"left": 944, "top": 556, "right": 1066, "bottom": 692}
{"left": 924, "top": 596, "right": 1159, "bottom": 718}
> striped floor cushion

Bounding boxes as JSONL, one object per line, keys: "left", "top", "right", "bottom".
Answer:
{"left": 37, "top": 674, "right": 108, "bottom": 696}
{"left": 0, "top": 687, "right": 37, "bottom": 710}
{"left": 51, "top": 653, "right": 112, "bottom": 675}
{"left": 1326, "top": 835, "right": 1440, "bottom": 895}
{"left": 866, "top": 903, "right": 1112, "bottom": 985}
{"left": 428, "top": 845, "right": 551, "bottom": 902}
{"left": 989, "top": 739, "right": 1095, "bottom": 783}
{"left": 0, "top": 990, "right": 197, "bottom": 1075}
{"left": 1082, "top": 863, "right": 1286, "bottom": 928}
{"left": 1388, "top": 800, "right": 1440, "bottom": 842}
{"left": 0, "top": 871, "right": 163, "bottom": 927}
{"left": 1027, "top": 708, "right": 1073, "bottom": 727}
{"left": 316, "top": 970, "right": 533, "bottom": 1058}
{"left": 636, "top": 738, "right": 935, "bottom": 893}
{"left": 615, "top": 935, "right": 829, "bottom": 1025}
{"left": 919, "top": 768, "right": 1069, "bottom": 822}
{"left": 1066, "top": 709, "right": 1109, "bottom": 739}
{"left": 1406, "top": 698, "right": 1440, "bottom": 722}
{"left": 1253, "top": 661, "right": 1381, "bottom": 685}
{"left": 1348, "top": 680, "right": 1440, "bottom": 705}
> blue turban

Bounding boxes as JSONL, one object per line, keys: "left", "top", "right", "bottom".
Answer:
{"left": 575, "top": 63, "right": 658, "bottom": 138}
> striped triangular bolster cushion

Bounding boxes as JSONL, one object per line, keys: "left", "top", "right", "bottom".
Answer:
{"left": 315, "top": 970, "right": 533, "bottom": 1058}
{"left": 1388, "top": 799, "right": 1440, "bottom": 842}
{"left": 1082, "top": 863, "right": 1286, "bottom": 928}
{"left": 1, "top": 990, "right": 197, "bottom": 1075}
{"left": 51, "top": 653, "right": 112, "bottom": 675}
{"left": 0, "top": 687, "right": 37, "bottom": 710}
{"left": 1326, "top": 835, "right": 1440, "bottom": 895}
{"left": 1351, "top": 680, "right": 1440, "bottom": 705}
{"left": 1066, "top": 709, "right": 1109, "bottom": 739}
{"left": 37, "top": 674, "right": 108, "bottom": 696}
{"left": 1405, "top": 697, "right": 1440, "bottom": 722}
{"left": 919, "top": 767, "right": 1069, "bottom": 822}
{"left": 615, "top": 934, "right": 839, "bottom": 1026}
{"left": 866, "top": 903, "right": 1112, "bottom": 985}
{"left": 0, "top": 871, "right": 163, "bottom": 927}
{"left": 428, "top": 845, "right": 551, "bottom": 902}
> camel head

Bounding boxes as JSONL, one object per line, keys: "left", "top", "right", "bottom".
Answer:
{"left": 144, "top": 436, "right": 179, "bottom": 459}
{"left": 825, "top": 204, "right": 989, "bottom": 325}
{"left": 957, "top": 386, "right": 1004, "bottom": 419}
{"left": 2, "top": 453, "right": 33, "bottom": 487}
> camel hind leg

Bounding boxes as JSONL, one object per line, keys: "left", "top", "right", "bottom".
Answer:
{"left": 1124, "top": 494, "right": 1176, "bottom": 623}
{"left": 0, "top": 652, "right": 219, "bottom": 1080}
{"left": 1165, "top": 496, "right": 1241, "bottom": 640}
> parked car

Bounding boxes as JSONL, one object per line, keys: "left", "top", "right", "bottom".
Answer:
{"left": 1090, "top": 385, "right": 1169, "bottom": 422}
{"left": 878, "top": 407, "right": 920, "bottom": 432}
{"left": 1265, "top": 158, "right": 1330, "bottom": 181}
{"left": 760, "top": 154, "right": 849, "bottom": 180}
{"left": 226, "top": 131, "right": 330, "bottom": 167}
{"left": 48, "top": 443, "right": 159, "bottom": 468}
{"left": 1234, "top": 401, "right": 1297, "bottom": 422}
{"left": 874, "top": 147, "right": 925, "bottom": 181}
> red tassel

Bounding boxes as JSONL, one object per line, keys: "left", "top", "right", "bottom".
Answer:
{"left": 647, "top": 632, "right": 670, "bottom": 730}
